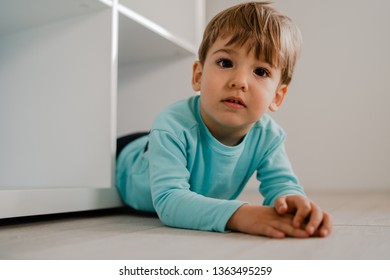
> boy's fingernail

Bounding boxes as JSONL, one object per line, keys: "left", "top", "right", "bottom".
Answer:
{"left": 307, "top": 226, "right": 314, "bottom": 234}
{"left": 321, "top": 229, "right": 328, "bottom": 237}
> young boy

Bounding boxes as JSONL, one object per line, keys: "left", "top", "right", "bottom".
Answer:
{"left": 116, "top": 2, "right": 332, "bottom": 238}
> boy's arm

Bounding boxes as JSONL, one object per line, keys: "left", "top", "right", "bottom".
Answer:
{"left": 148, "top": 130, "right": 246, "bottom": 232}
{"left": 257, "top": 140, "right": 306, "bottom": 206}
{"left": 255, "top": 135, "right": 332, "bottom": 237}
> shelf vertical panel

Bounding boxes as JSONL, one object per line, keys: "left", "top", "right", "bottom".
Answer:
{"left": 0, "top": 10, "right": 113, "bottom": 189}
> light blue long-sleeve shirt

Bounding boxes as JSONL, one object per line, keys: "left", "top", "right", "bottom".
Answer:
{"left": 116, "top": 95, "right": 305, "bottom": 232}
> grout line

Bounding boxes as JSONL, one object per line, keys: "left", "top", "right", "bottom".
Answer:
{"left": 334, "top": 224, "right": 390, "bottom": 228}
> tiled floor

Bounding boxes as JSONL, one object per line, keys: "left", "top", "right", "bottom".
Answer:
{"left": 1, "top": 191, "right": 389, "bottom": 260}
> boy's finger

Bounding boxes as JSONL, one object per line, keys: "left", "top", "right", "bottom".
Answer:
{"left": 275, "top": 220, "right": 309, "bottom": 238}
{"left": 274, "top": 197, "right": 288, "bottom": 214}
{"left": 262, "top": 226, "right": 286, "bottom": 239}
{"left": 304, "top": 202, "right": 323, "bottom": 235}
{"left": 319, "top": 211, "right": 333, "bottom": 237}
{"left": 292, "top": 200, "right": 311, "bottom": 228}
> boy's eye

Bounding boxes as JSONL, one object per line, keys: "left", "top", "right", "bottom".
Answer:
{"left": 217, "top": 59, "right": 233, "bottom": 68}
{"left": 254, "top": 68, "right": 269, "bottom": 77}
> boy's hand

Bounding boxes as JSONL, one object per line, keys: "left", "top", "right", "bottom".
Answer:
{"left": 226, "top": 204, "right": 311, "bottom": 239}
{"left": 274, "top": 195, "right": 332, "bottom": 237}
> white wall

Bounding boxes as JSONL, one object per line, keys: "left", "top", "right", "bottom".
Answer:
{"left": 206, "top": 0, "right": 390, "bottom": 192}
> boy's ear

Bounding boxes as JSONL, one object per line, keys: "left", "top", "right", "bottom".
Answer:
{"left": 269, "top": 84, "right": 288, "bottom": 112}
{"left": 192, "top": 61, "right": 203, "bottom": 92}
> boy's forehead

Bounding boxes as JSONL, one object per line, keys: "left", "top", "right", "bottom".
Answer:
{"left": 209, "top": 35, "right": 231, "bottom": 48}
{"left": 210, "top": 35, "right": 249, "bottom": 52}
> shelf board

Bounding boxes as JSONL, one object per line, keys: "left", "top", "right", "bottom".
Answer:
{"left": 0, "top": 187, "right": 123, "bottom": 219}
{"left": 118, "top": 4, "right": 196, "bottom": 67}
{"left": 0, "top": 0, "right": 111, "bottom": 37}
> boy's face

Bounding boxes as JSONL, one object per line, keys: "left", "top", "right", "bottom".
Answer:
{"left": 192, "top": 36, "right": 288, "bottom": 144}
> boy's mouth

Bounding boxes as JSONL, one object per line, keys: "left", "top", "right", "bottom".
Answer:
{"left": 222, "top": 97, "right": 246, "bottom": 108}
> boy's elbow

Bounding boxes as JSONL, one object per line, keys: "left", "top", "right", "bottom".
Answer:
{"left": 152, "top": 194, "right": 175, "bottom": 226}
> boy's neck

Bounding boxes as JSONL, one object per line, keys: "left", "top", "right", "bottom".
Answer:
{"left": 207, "top": 125, "right": 250, "bottom": 146}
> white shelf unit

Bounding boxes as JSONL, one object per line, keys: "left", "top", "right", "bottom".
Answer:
{"left": 116, "top": 0, "right": 199, "bottom": 136}
{"left": 117, "top": 3, "right": 196, "bottom": 66}
{"left": 0, "top": 0, "right": 199, "bottom": 219}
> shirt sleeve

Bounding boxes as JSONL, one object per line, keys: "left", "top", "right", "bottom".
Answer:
{"left": 148, "top": 130, "right": 246, "bottom": 232}
{"left": 257, "top": 133, "right": 306, "bottom": 206}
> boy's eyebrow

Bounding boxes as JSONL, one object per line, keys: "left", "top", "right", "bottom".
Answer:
{"left": 211, "top": 48, "right": 275, "bottom": 68}
{"left": 211, "top": 48, "right": 237, "bottom": 56}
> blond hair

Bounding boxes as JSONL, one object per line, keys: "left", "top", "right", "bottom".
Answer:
{"left": 198, "top": 2, "right": 302, "bottom": 85}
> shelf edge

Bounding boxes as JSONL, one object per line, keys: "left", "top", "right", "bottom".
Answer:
{"left": 118, "top": 3, "right": 197, "bottom": 56}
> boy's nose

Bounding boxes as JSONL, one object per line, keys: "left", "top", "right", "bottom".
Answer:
{"left": 229, "top": 72, "right": 248, "bottom": 91}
